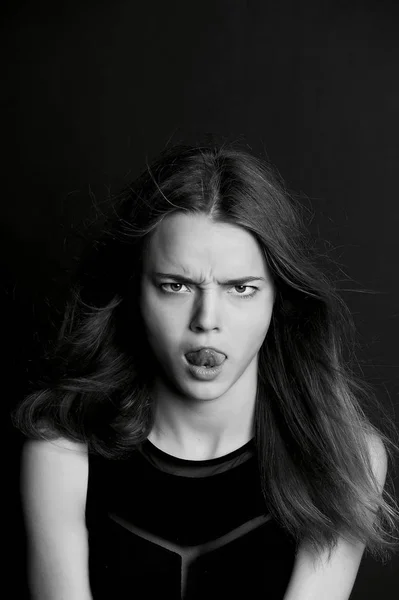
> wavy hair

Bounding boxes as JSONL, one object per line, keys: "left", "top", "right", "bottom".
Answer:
{"left": 12, "top": 142, "right": 399, "bottom": 562}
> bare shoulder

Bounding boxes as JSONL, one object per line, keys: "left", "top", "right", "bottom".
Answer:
{"left": 22, "top": 435, "right": 88, "bottom": 455}
{"left": 364, "top": 431, "right": 388, "bottom": 494}
{"left": 21, "top": 436, "right": 88, "bottom": 476}
{"left": 282, "top": 432, "right": 389, "bottom": 600}
{"left": 21, "top": 437, "right": 89, "bottom": 519}
{"left": 21, "top": 438, "right": 92, "bottom": 599}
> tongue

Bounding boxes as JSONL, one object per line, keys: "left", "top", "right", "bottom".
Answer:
{"left": 186, "top": 348, "right": 225, "bottom": 368}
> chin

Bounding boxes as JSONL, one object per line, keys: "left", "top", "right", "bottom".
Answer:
{"left": 178, "top": 379, "right": 232, "bottom": 402}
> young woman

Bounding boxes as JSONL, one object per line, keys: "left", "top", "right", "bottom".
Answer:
{"left": 14, "top": 142, "right": 399, "bottom": 599}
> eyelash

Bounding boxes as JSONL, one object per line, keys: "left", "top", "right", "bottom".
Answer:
{"left": 159, "top": 283, "right": 259, "bottom": 299}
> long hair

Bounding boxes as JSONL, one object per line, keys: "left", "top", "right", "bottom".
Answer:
{"left": 12, "top": 142, "right": 399, "bottom": 562}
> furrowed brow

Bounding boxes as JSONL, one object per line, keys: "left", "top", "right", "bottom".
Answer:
{"left": 153, "top": 272, "right": 265, "bottom": 285}
{"left": 220, "top": 276, "right": 266, "bottom": 285}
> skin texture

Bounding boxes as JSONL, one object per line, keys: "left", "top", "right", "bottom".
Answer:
{"left": 139, "top": 211, "right": 276, "bottom": 458}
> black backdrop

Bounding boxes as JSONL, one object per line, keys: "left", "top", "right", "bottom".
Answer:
{"left": 3, "top": 1, "right": 399, "bottom": 597}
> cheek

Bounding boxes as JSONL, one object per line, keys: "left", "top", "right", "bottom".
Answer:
{"left": 232, "top": 304, "right": 273, "bottom": 349}
{"left": 141, "top": 294, "right": 184, "bottom": 349}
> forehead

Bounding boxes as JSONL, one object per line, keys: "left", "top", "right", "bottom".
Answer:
{"left": 143, "top": 212, "right": 267, "bottom": 275}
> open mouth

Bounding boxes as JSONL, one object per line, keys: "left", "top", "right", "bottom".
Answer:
{"left": 185, "top": 347, "right": 226, "bottom": 369}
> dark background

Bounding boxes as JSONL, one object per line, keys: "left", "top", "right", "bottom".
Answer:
{"left": 3, "top": 1, "right": 399, "bottom": 597}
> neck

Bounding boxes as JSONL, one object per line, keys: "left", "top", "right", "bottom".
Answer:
{"left": 147, "top": 364, "right": 258, "bottom": 460}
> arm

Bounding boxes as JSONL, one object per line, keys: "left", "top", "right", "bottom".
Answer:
{"left": 283, "top": 434, "right": 388, "bottom": 600}
{"left": 21, "top": 437, "right": 93, "bottom": 600}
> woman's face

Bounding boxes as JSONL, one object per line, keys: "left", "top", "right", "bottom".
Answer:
{"left": 140, "top": 212, "right": 275, "bottom": 401}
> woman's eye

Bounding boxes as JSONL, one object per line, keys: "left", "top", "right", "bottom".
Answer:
{"left": 229, "top": 285, "right": 258, "bottom": 298}
{"left": 160, "top": 283, "right": 190, "bottom": 293}
{"left": 160, "top": 283, "right": 258, "bottom": 298}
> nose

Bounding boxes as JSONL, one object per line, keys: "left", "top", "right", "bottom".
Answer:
{"left": 189, "top": 290, "right": 221, "bottom": 333}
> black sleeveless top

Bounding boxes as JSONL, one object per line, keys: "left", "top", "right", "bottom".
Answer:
{"left": 85, "top": 438, "right": 297, "bottom": 599}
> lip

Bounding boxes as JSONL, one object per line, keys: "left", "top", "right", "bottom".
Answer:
{"left": 183, "top": 347, "right": 227, "bottom": 381}
{"left": 185, "top": 360, "right": 225, "bottom": 381}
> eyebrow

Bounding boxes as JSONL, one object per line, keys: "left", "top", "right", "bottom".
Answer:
{"left": 153, "top": 272, "right": 266, "bottom": 285}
